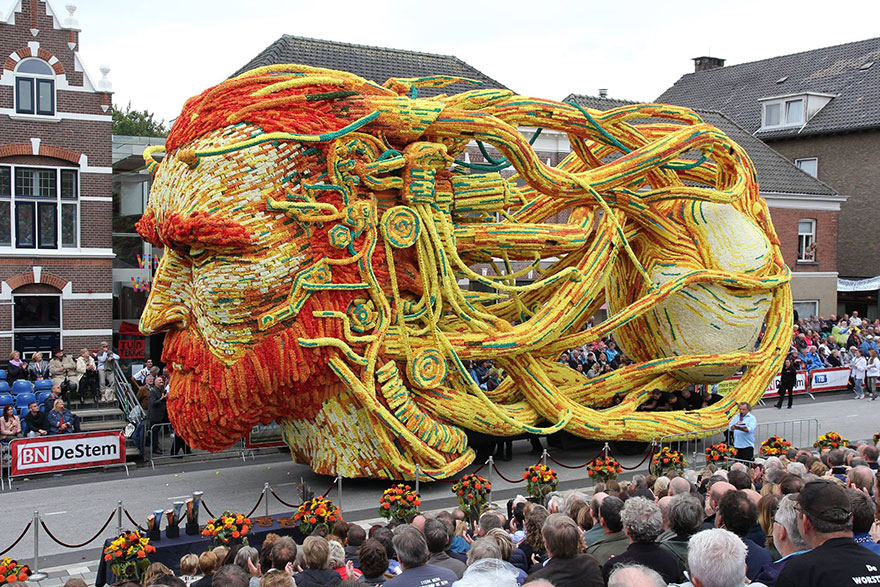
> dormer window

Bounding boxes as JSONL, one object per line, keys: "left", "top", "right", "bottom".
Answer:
{"left": 762, "top": 97, "right": 803, "bottom": 129}
{"left": 14, "top": 58, "right": 55, "bottom": 116}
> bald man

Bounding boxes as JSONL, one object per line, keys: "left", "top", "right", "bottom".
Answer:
{"left": 848, "top": 465, "right": 874, "bottom": 496}
{"left": 668, "top": 477, "right": 691, "bottom": 496}
{"left": 583, "top": 492, "right": 608, "bottom": 546}
{"left": 703, "top": 481, "right": 735, "bottom": 529}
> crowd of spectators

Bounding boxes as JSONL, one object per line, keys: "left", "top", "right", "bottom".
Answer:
{"left": 96, "top": 436, "right": 880, "bottom": 587}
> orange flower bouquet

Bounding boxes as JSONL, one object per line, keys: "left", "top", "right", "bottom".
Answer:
{"left": 451, "top": 474, "right": 491, "bottom": 526}
{"left": 293, "top": 497, "right": 341, "bottom": 536}
{"left": 201, "top": 511, "right": 251, "bottom": 546}
{"left": 378, "top": 484, "right": 422, "bottom": 522}
{"left": 586, "top": 455, "right": 623, "bottom": 483}
{"left": 760, "top": 436, "right": 793, "bottom": 456}
{"left": 705, "top": 443, "right": 737, "bottom": 465}
{"left": 651, "top": 447, "right": 686, "bottom": 476}
{"left": 814, "top": 431, "right": 848, "bottom": 451}
{"left": 523, "top": 464, "right": 558, "bottom": 500}
{"left": 0, "top": 557, "right": 32, "bottom": 584}
{"left": 102, "top": 531, "right": 156, "bottom": 580}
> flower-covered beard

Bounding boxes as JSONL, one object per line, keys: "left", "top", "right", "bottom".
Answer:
{"left": 161, "top": 292, "right": 349, "bottom": 451}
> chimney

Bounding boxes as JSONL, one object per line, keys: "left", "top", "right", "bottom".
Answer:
{"left": 598, "top": 88, "right": 608, "bottom": 98}
{"left": 692, "top": 56, "right": 725, "bottom": 72}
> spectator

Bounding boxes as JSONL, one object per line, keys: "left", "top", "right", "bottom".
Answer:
{"left": 153, "top": 577, "right": 187, "bottom": 587}
{"left": 7, "top": 350, "right": 26, "bottom": 381}
{"left": 452, "top": 558, "right": 519, "bottom": 587}
{"left": 144, "top": 563, "right": 174, "bottom": 586}
{"left": 0, "top": 404, "right": 22, "bottom": 441}
{"left": 847, "top": 465, "right": 874, "bottom": 496}
{"left": 660, "top": 494, "right": 703, "bottom": 575}
{"left": 259, "top": 574, "right": 293, "bottom": 587}
{"left": 179, "top": 553, "right": 201, "bottom": 586}
{"left": 776, "top": 480, "right": 880, "bottom": 586}
{"left": 684, "top": 528, "right": 755, "bottom": 587}
{"left": 775, "top": 358, "right": 797, "bottom": 409}
{"left": 728, "top": 402, "right": 757, "bottom": 461}
{"left": 133, "top": 359, "right": 155, "bottom": 386}
{"left": 294, "top": 536, "right": 342, "bottom": 587}
{"left": 384, "top": 526, "right": 456, "bottom": 587}
{"left": 757, "top": 494, "right": 781, "bottom": 557}
{"left": 485, "top": 528, "right": 526, "bottom": 584}
{"left": 867, "top": 348, "right": 880, "bottom": 401}
{"left": 849, "top": 347, "right": 868, "bottom": 399}
{"left": 847, "top": 489, "right": 880, "bottom": 555}
{"left": 148, "top": 376, "right": 169, "bottom": 454}
{"left": 524, "top": 514, "right": 602, "bottom": 587}
{"left": 194, "top": 551, "right": 219, "bottom": 587}
{"left": 716, "top": 490, "right": 772, "bottom": 581}
{"left": 464, "top": 538, "right": 501, "bottom": 566}
{"left": 607, "top": 563, "right": 666, "bottom": 587}
{"left": 779, "top": 474, "right": 804, "bottom": 495}
{"left": 49, "top": 347, "right": 78, "bottom": 393}
{"left": 270, "top": 537, "right": 298, "bottom": 572}
{"left": 96, "top": 342, "right": 119, "bottom": 402}
{"left": 511, "top": 505, "right": 549, "bottom": 571}
{"left": 358, "top": 539, "right": 390, "bottom": 585}
{"left": 345, "top": 524, "right": 366, "bottom": 565}
{"left": 753, "top": 494, "right": 808, "bottom": 586}
{"left": 213, "top": 565, "right": 249, "bottom": 587}
{"left": 583, "top": 492, "right": 608, "bottom": 546}
{"left": 234, "top": 547, "right": 259, "bottom": 575}
{"left": 22, "top": 402, "right": 48, "bottom": 437}
{"left": 602, "top": 497, "right": 681, "bottom": 583}
{"left": 864, "top": 445, "right": 879, "bottom": 470}
{"left": 477, "top": 511, "right": 504, "bottom": 536}
{"left": 328, "top": 541, "right": 359, "bottom": 581}
{"left": 75, "top": 347, "right": 97, "bottom": 400}
{"left": 586, "top": 496, "right": 627, "bottom": 565}
{"left": 47, "top": 398, "right": 74, "bottom": 435}
{"left": 424, "top": 519, "right": 466, "bottom": 579}
{"left": 372, "top": 527, "right": 402, "bottom": 576}
{"left": 27, "top": 351, "right": 49, "bottom": 381}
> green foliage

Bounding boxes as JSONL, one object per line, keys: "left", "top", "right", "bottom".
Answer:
{"left": 112, "top": 101, "right": 168, "bottom": 137}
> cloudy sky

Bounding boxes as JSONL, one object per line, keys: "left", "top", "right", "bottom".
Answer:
{"left": 14, "top": 0, "right": 879, "bottom": 124}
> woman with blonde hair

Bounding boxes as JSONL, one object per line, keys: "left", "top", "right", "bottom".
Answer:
{"left": 27, "top": 352, "right": 49, "bottom": 381}
{"left": 179, "top": 553, "right": 201, "bottom": 586}
{"left": 294, "top": 536, "right": 341, "bottom": 587}
{"left": 757, "top": 494, "right": 780, "bottom": 558}
{"left": 142, "top": 562, "right": 173, "bottom": 586}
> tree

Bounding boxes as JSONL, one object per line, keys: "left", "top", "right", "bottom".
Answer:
{"left": 112, "top": 101, "right": 168, "bottom": 137}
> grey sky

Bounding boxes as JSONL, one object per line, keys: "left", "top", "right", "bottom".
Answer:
{"left": 11, "top": 0, "right": 879, "bottom": 124}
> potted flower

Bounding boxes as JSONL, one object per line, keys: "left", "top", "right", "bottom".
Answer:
{"left": 378, "top": 484, "right": 422, "bottom": 523}
{"left": 293, "top": 497, "right": 342, "bottom": 536}
{"left": 201, "top": 511, "right": 251, "bottom": 546}
{"left": 705, "top": 443, "right": 737, "bottom": 466}
{"left": 651, "top": 447, "right": 686, "bottom": 476}
{"left": 102, "top": 531, "right": 156, "bottom": 581}
{"left": 523, "top": 464, "right": 558, "bottom": 501}
{"left": 586, "top": 455, "right": 623, "bottom": 483}
{"left": 451, "top": 474, "right": 491, "bottom": 527}
{"left": 760, "top": 436, "right": 793, "bottom": 456}
{"left": 814, "top": 432, "right": 848, "bottom": 452}
{"left": 0, "top": 557, "right": 32, "bottom": 584}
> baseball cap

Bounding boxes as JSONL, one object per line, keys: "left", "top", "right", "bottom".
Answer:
{"left": 100, "top": 341, "right": 108, "bottom": 346}
{"left": 796, "top": 481, "right": 852, "bottom": 523}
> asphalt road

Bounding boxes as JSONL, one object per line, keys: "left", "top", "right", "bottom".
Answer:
{"left": 1, "top": 388, "right": 876, "bottom": 569}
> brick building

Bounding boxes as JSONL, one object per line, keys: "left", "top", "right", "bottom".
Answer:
{"left": 656, "top": 38, "right": 880, "bottom": 317}
{"left": 0, "top": 0, "right": 114, "bottom": 358}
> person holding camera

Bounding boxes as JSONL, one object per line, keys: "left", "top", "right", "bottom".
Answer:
{"left": 96, "top": 342, "right": 119, "bottom": 403}
{"left": 49, "top": 348, "right": 78, "bottom": 400}
{"left": 76, "top": 347, "right": 98, "bottom": 402}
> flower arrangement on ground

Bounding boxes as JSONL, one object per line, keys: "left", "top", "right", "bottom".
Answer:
{"left": 451, "top": 474, "right": 491, "bottom": 526}
{"left": 0, "top": 558, "right": 32, "bottom": 584}
{"left": 815, "top": 431, "right": 848, "bottom": 451}
{"left": 651, "top": 446, "right": 686, "bottom": 476}
{"left": 293, "top": 496, "right": 341, "bottom": 536}
{"left": 760, "top": 436, "right": 793, "bottom": 456}
{"left": 201, "top": 511, "right": 251, "bottom": 546}
{"left": 102, "top": 531, "right": 156, "bottom": 580}
{"left": 378, "top": 484, "right": 421, "bottom": 522}
{"left": 705, "top": 443, "right": 737, "bottom": 465}
{"left": 523, "top": 464, "right": 558, "bottom": 500}
{"left": 586, "top": 455, "right": 623, "bottom": 483}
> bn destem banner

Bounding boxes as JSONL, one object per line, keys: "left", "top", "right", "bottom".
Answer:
{"left": 10, "top": 431, "right": 126, "bottom": 476}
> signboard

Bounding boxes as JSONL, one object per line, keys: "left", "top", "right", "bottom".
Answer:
{"left": 761, "top": 370, "right": 808, "bottom": 398}
{"left": 118, "top": 321, "right": 145, "bottom": 361}
{"left": 710, "top": 367, "right": 849, "bottom": 398}
{"left": 808, "top": 368, "right": 851, "bottom": 392}
{"left": 245, "top": 422, "right": 286, "bottom": 449}
{"left": 10, "top": 431, "right": 126, "bottom": 476}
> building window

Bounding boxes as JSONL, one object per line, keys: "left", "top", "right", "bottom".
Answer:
{"left": 795, "top": 158, "right": 818, "bottom": 178}
{"left": 762, "top": 97, "right": 804, "bottom": 129}
{"left": 13, "top": 294, "right": 61, "bottom": 357}
{"left": 798, "top": 219, "right": 816, "bottom": 262}
{"left": 793, "top": 300, "right": 819, "bottom": 321}
{"left": 0, "top": 164, "right": 79, "bottom": 249}
{"left": 14, "top": 58, "right": 55, "bottom": 116}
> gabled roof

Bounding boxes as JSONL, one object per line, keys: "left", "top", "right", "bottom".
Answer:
{"left": 231, "top": 35, "right": 510, "bottom": 97}
{"left": 564, "top": 94, "right": 838, "bottom": 197}
{"left": 655, "top": 37, "right": 880, "bottom": 138}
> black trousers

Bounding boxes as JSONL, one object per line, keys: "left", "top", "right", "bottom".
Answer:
{"left": 776, "top": 382, "right": 794, "bottom": 408}
{"left": 736, "top": 446, "right": 754, "bottom": 462}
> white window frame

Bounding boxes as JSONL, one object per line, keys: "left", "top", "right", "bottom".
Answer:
{"left": 14, "top": 58, "right": 56, "bottom": 117}
{"left": 761, "top": 97, "right": 805, "bottom": 129}
{"left": 12, "top": 292, "right": 63, "bottom": 358}
{"left": 798, "top": 218, "right": 816, "bottom": 262}
{"left": 793, "top": 300, "right": 819, "bottom": 322}
{"left": 0, "top": 163, "right": 80, "bottom": 251}
{"left": 795, "top": 157, "right": 818, "bottom": 178}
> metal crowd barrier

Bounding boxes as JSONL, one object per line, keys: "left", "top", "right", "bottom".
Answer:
{"left": 147, "top": 423, "right": 248, "bottom": 469}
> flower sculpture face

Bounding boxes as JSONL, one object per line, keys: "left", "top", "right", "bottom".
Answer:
{"left": 139, "top": 64, "right": 792, "bottom": 480}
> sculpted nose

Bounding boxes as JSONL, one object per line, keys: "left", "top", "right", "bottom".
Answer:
{"left": 139, "top": 250, "right": 192, "bottom": 335}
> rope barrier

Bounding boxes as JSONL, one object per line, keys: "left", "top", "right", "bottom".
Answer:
{"left": 269, "top": 487, "right": 300, "bottom": 508}
{"left": 202, "top": 501, "right": 215, "bottom": 519}
{"left": 616, "top": 443, "right": 658, "bottom": 471}
{"left": 491, "top": 462, "right": 526, "bottom": 484}
{"left": 420, "top": 469, "right": 457, "bottom": 483}
{"left": 0, "top": 521, "right": 31, "bottom": 556}
{"left": 123, "top": 508, "right": 147, "bottom": 532}
{"left": 321, "top": 478, "right": 338, "bottom": 499}
{"left": 245, "top": 492, "right": 264, "bottom": 518}
{"left": 40, "top": 510, "right": 115, "bottom": 549}
{"left": 546, "top": 448, "right": 604, "bottom": 470}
